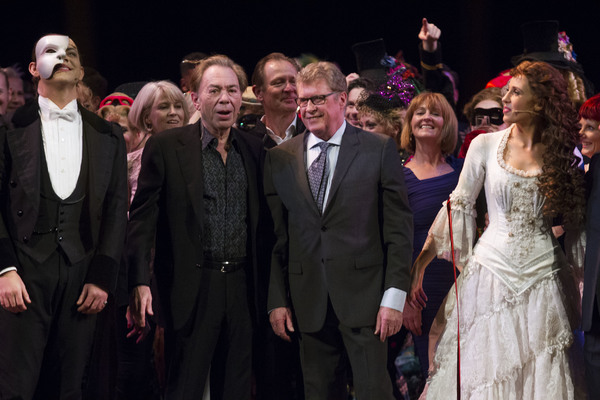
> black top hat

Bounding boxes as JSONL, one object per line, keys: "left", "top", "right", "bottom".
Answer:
{"left": 511, "top": 20, "right": 596, "bottom": 98}
{"left": 352, "top": 38, "right": 389, "bottom": 87}
{"left": 511, "top": 20, "right": 581, "bottom": 72}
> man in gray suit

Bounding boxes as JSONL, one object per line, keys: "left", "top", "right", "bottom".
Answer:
{"left": 264, "top": 61, "right": 413, "bottom": 400}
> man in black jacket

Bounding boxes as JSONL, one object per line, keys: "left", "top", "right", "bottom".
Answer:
{"left": 0, "top": 34, "right": 127, "bottom": 399}
{"left": 127, "top": 55, "right": 269, "bottom": 400}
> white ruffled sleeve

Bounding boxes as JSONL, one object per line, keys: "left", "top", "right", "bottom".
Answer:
{"left": 425, "top": 134, "right": 488, "bottom": 267}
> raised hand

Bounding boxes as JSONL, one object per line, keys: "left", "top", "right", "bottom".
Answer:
{"left": 418, "top": 18, "right": 441, "bottom": 52}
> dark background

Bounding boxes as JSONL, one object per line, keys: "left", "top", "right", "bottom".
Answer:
{"left": 2, "top": 0, "right": 599, "bottom": 115}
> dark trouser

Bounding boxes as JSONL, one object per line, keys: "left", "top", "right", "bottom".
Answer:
{"left": 299, "top": 300, "right": 394, "bottom": 400}
{"left": 0, "top": 251, "right": 96, "bottom": 400}
{"left": 585, "top": 300, "right": 600, "bottom": 399}
{"left": 115, "top": 304, "right": 160, "bottom": 400}
{"left": 166, "top": 267, "right": 252, "bottom": 400}
{"left": 254, "top": 320, "right": 305, "bottom": 400}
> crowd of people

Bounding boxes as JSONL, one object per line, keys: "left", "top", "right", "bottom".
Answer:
{"left": 0, "top": 16, "right": 600, "bottom": 400}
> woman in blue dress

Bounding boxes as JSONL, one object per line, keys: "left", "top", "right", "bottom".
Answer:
{"left": 400, "top": 92, "right": 463, "bottom": 383}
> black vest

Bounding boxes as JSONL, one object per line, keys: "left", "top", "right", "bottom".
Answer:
{"left": 21, "top": 137, "right": 90, "bottom": 265}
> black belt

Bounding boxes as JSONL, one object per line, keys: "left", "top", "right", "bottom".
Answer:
{"left": 203, "top": 257, "right": 247, "bottom": 273}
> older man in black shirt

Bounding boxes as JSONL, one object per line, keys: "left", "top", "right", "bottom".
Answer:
{"left": 127, "top": 55, "right": 268, "bottom": 400}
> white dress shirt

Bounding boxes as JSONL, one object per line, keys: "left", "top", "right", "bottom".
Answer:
{"left": 262, "top": 114, "right": 298, "bottom": 146}
{"left": 38, "top": 96, "right": 83, "bottom": 200}
{"left": 306, "top": 121, "right": 406, "bottom": 312}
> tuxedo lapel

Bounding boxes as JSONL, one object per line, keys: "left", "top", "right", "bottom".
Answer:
{"left": 324, "top": 125, "right": 359, "bottom": 215}
{"left": 7, "top": 121, "right": 41, "bottom": 213}
{"left": 85, "top": 119, "right": 114, "bottom": 210}
{"left": 176, "top": 124, "right": 204, "bottom": 227}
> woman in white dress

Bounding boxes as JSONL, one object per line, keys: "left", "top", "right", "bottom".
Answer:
{"left": 409, "top": 60, "right": 586, "bottom": 399}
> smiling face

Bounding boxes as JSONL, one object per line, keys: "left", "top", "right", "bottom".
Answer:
{"left": 255, "top": 60, "right": 298, "bottom": 115}
{"left": 579, "top": 118, "right": 600, "bottom": 158}
{"left": 410, "top": 105, "right": 444, "bottom": 145}
{"left": 297, "top": 79, "right": 346, "bottom": 141}
{"left": 192, "top": 65, "right": 242, "bottom": 136}
{"left": 145, "top": 90, "right": 185, "bottom": 134}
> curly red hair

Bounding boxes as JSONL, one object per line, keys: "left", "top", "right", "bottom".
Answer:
{"left": 510, "top": 61, "right": 585, "bottom": 227}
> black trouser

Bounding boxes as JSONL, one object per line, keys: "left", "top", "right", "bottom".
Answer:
{"left": 585, "top": 300, "right": 600, "bottom": 399}
{"left": 253, "top": 319, "right": 305, "bottom": 400}
{"left": 0, "top": 251, "right": 96, "bottom": 400}
{"left": 166, "top": 267, "right": 252, "bottom": 400}
{"left": 115, "top": 304, "right": 160, "bottom": 400}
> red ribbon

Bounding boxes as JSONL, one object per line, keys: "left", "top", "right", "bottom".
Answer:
{"left": 447, "top": 198, "right": 461, "bottom": 399}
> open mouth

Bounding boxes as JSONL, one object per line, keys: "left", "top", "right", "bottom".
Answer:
{"left": 216, "top": 110, "right": 233, "bottom": 119}
{"left": 53, "top": 63, "right": 71, "bottom": 73}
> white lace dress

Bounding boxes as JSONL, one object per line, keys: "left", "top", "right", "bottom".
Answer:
{"left": 423, "top": 126, "right": 585, "bottom": 399}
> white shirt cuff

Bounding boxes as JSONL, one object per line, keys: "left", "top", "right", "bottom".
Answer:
{"left": 380, "top": 287, "right": 406, "bottom": 312}
{"left": 0, "top": 267, "right": 17, "bottom": 276}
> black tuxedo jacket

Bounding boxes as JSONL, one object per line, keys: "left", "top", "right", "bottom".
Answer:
{"left": 264, "top": 124, "right": 413, "bottom": 332}
{"left": 0, "top": 101, "right": 128, "bottom": 292}
{"left": 126, "top": 122, "right": 269, "bottom": 331}
{"left": 583, "top": 154, "right": 600, "bottom": 330}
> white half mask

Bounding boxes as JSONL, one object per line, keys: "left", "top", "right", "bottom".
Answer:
{"left": 35, "top": 35, "right": 70, "bottom": 80}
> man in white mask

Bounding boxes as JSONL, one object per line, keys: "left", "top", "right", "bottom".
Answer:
{"left": 0, "top": 34, "right": 128, "bottom": 399}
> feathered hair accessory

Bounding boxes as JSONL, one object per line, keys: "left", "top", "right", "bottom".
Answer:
{"left": 377, "top": 55, "right": 423, "bottom": 108}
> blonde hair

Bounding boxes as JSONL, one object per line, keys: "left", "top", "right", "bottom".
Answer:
{"left": 128, "top": 80, "right": 189, "bottom": 133}
{"left": 297, "top": 61, "right": 347, "bottom": 93}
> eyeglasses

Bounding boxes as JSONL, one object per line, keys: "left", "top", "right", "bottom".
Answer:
{"left": 296, "top": 92, "right": 337, "bottom": 108}
{"left": 472, "top": 107, "right": 503, "bottom": 126}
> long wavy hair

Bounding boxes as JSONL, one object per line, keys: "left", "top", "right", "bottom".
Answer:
{"left": 510, "top": 61, "right": 585, "bottom": 227}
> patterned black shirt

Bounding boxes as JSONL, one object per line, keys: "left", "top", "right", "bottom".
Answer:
{"left": 201, "top": 125, "right": 248, "bottom": 260}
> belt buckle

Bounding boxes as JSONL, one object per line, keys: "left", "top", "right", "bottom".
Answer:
{"left": 221, "top": 261, "right": 230, "bottom": 273}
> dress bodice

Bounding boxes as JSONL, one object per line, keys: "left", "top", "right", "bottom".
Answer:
{"left": 427, "top": 126, "right": 580, "bottom": 295}
{"left": 477, "top": 128, "right": 562, "bottom": 294}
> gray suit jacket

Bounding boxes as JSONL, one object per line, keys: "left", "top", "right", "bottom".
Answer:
{"left": 264, "top": 123, "right": 413, "bottom": 332}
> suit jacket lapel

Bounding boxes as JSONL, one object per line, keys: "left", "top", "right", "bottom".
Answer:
{"left": 7, "top": 120, "right": 41, "bottom": 212}
{"left": 323, "top": 125, "right": 359, "bottom": 216}
{"left": 176, "top": 123, "right": 204, "bottom": 227}
{"left": 233, "top": 130, "right": 259, "bottom": 232}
